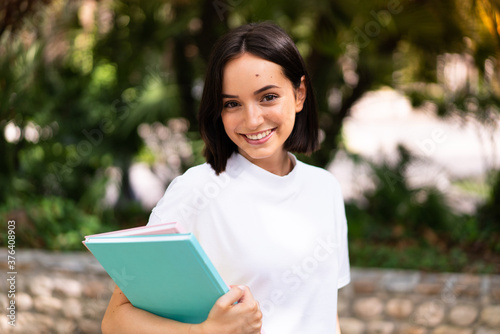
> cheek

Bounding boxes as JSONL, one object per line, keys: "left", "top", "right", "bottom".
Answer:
{"left": 278, "top": 101, "right": 298, "bottom": 124}
{"left": 221, "top": 113, "right": 236, "bottom": 135}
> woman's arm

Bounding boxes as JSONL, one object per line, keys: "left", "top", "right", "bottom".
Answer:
{"left": 336, "top": 313, "right": 342, "bottom": 334}
{"left": 101, "top": 285, "right": 262, "bottom": 334}
{"left": 101, "top": 285, "right": 192, "bottom": 334}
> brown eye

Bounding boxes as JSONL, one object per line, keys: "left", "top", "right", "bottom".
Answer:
{"left": 224, "top": 101, "right": 240, "bottom": 109}
{"left": 262, "top": 94, "right": 278, "bottom": 102}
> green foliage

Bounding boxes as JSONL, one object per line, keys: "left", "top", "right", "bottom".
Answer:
{"left": 477, "top": 170, "right": 500, "bottom": 234}
{"left": 346, "top": 146, "right": 456, "bottom": 240}
{"left": 344, "top": 146, "right": 500, "bottom": 273}
{"left": 349, "top": 241, "right": 470, "bottom": 273}
{"left": 0, "top": 196, "right": 109, "bottom": 250}
{"left": 350, "top": 238, "right": 498, "bottom": 273}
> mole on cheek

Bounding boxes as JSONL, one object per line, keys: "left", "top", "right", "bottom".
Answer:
{"left": 255, "top": 74, "right": 260, "bottom": 77}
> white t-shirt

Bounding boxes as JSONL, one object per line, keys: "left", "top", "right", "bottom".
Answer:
{"left": 148, "top": 152, "right": 350, "bottom": 333}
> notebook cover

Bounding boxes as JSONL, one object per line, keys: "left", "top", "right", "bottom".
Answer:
{"left": 84, "top": 233, "right": 229, "bottom": 324}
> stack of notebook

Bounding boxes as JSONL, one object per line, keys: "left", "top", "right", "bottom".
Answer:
{"left": 83, "top": 222, "right": 229, "bottom": 324}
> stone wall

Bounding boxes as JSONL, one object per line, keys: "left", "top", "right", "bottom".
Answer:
{"left": 1, "top": 249, "right": 114, "bottom": 334}
{"left": 338, "top": 268, "right": 500, "bottom": 334}
{"left": 1, "top": 249, "right": 499, "bottom": 334}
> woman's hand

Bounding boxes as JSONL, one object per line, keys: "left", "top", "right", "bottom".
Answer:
{"left": 198, "top": 285, "right": 262, "bottom": 334}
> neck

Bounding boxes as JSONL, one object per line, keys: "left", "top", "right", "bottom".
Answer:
{"left": 239, "top": 150, "right": 293, "bottom": 176}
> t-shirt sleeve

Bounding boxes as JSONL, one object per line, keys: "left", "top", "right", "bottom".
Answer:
{"left": 146, "top": 172, "right": 200, "bottom": 233}
{"left": 337, "top": 216, "right": 350, "bottom": 289}
{"left": 332, "top": 176, "right": 351, "bottom": 289}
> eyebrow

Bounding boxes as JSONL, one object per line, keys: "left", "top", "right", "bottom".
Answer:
{"left": 221, "top": 85, "right": 280, "bottom": 99}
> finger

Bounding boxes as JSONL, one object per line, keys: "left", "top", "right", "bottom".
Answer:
{"left": 216, "top": 286, "right": 245, "bottom": 307}
{"left": 234, "top": 286, "right": 261, "bottom": 316}
{"left": 236, "top": 285, "right": 255, "bottom": 304}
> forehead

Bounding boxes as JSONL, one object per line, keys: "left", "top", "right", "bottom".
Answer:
{"left": 222, "top": 53, "right": 289, "bottom": 92}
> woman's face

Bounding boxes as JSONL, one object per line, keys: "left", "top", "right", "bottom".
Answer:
{"left": 221, "top": 52, "right": 306, "bottom": 173}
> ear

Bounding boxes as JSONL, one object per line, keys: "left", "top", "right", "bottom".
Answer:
{"left": 295, "top": 75, "right": 306, "bottom": 113}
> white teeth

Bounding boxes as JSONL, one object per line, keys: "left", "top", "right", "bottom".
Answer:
{"left": 245, "top": 129, "right": 272, "bottom": 140}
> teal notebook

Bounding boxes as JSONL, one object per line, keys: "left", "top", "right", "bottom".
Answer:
{"left": 84, "top": 232, "right": 229, "bottom": 324}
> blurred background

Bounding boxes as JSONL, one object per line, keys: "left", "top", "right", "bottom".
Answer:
{"left": 1, "top": 0, "right": 500, "bottom": 274}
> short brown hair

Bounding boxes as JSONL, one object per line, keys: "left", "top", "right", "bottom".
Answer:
{"left": 198, "top": 22, "right": 319, "bottom": 174}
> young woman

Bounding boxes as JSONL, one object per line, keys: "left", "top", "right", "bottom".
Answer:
{"left": 102, "top": 22, "right": 350, "bottom": 334}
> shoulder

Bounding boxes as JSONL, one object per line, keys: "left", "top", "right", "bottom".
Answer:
{"left": 296, "top": 159, "right": 342, "bottom": 190}
{"left": 294, "top": 158, "right": 345, "bottom": 206}
{"left": 170, "top": 162, "right": 217, "bottom": 188}
{"left": 148, "top": 162, "right": 218, "bottom": 226}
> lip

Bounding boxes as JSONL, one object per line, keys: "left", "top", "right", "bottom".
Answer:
{"left": 240, "top": 128, "right": 276, "bottom": 145}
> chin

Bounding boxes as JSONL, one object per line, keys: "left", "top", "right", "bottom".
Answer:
{"left": 240, "top": 148, "right": 280, "bottom": 160}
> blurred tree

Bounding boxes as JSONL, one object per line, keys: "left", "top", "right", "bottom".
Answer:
{"left": 0, "top": 0, "right": 52, "bottom": 37}
{"left": 477, "top": 169, "right": 500, "bottom": 235}
{"left": 1, "top": 0, "right": 499, "bottom": 252}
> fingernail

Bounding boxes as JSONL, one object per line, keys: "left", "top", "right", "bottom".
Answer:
{"left": 237, "top": 285, "right": 245, "bottom": 291}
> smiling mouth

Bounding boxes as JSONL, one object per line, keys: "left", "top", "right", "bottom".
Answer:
{"left": 243, "top": 129, "right": 274, "bottom": 140}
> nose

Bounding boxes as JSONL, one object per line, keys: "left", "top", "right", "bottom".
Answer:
{"left": 244, "top": 104, "right": 263, "bottom": 130}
